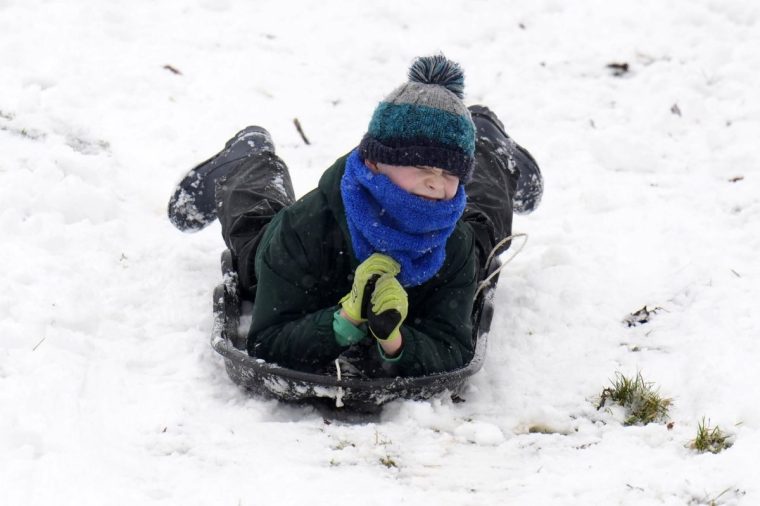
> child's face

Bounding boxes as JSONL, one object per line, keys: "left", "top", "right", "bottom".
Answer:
{"left": 366, "top": 161, "right": 460, "bottom": 201}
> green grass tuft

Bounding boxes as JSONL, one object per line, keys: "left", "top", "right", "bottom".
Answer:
{"left": 379, "top": 455, "right": 398, "bottom": 468}
{"left": 690, "top": 417, "right": 732, "bottom": 454}
{"left": 597, "top": 371, "right": 672, "bottom": 425}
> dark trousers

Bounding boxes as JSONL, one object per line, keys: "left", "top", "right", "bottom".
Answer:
{"left": 216, "top": 140, "right": 517, "bottom": 296}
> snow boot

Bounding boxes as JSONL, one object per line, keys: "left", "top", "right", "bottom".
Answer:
{"left": 168, "top": 126, "right": 275, "bottom": 232}
{"left": 468, "top": 105, "right": 543, "bottom": 214}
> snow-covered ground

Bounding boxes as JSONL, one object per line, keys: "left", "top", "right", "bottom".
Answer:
{"left": 2, "top": 0, "right": 759, "bottom": 504}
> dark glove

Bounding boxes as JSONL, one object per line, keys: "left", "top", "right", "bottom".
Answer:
{"left": 367, "top": 273, "right": 408, "bottom": 341}
{"left": 340, "top": 254, "right": 400, "bottom": 323}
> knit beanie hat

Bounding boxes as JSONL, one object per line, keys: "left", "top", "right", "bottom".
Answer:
{"left": 358, "top": 55, "right": 476, "bottom": 182}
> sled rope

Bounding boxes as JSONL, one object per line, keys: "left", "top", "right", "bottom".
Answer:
{"left": 475, "top": 233, "right": 529, "bottom": 299}
{"left": 334, "top": 359, "right": 345, "bottom": 408}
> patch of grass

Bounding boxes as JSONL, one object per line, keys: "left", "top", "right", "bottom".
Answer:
{"left": 528, "top": 424, "right": 556, "bottom": 434}
{"left": 379, "top": 455, "right": 398, "bottom": 468}
{"left": 689, "top": 418, "right": 732, "bottom": 454}
{"left": 597, "top": 372, "right": 672, "bottom": 425}
{"left": 332, "top": 439, "right": 355, "bottom": 451}
{"left": 689, "top": 487, "right": 746, "bottom": 505}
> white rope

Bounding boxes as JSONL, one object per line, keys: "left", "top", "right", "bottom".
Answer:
{"left": 474, "top": 233, "right": 529, "bottom": 299}
{"left": 334, "top": 359, "right": 344, "bottom": 408}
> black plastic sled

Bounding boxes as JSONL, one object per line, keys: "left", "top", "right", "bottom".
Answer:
{"left": 211, "top": 249, "right": 501, "bottom": 411}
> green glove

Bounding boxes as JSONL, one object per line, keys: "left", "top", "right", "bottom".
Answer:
{"left": 367, "top": 273, "right": 408, "bottom": 341}
{"left": 340, "top": 254, "right": 400, "bottom": 323}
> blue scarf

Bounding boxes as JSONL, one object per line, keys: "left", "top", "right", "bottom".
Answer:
{"left": 340, "top": 149, "right": 466, "bottom": 287}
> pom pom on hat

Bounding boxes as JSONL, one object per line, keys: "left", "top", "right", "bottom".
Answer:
{"left": 359, "top": 54, "right": 476, "bottom": 182}
{"left": 408, "top": 54, "right": 465, "bottom": 99}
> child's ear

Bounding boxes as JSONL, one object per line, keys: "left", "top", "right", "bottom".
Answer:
{"left": 365, "top": 159, "right": 379, "bottom": 172}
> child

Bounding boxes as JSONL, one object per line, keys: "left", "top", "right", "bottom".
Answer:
{"left": 168, "top": 55, "right": 543, "bottom": 378}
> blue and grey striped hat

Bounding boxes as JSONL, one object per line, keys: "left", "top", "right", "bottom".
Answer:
{"left": 359, "top": 55, "right": 476, "bottom": 182}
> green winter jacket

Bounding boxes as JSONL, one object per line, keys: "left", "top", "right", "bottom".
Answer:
{"left": 247, "top": 153, "right": 478, "bottom": 377}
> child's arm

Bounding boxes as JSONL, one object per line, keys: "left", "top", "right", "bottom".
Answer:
{"left": 373, "top": 224, "right": 479, "bottom": 375}
{"left": 246, "top": 210, "right": 351, "bottom": 371}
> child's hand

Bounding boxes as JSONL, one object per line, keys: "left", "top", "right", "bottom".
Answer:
{"left": 340, "top": 253, "right": 400, "bottom": 323}
{"left": 368, "top": 274, "right": 408, "bottom": 342}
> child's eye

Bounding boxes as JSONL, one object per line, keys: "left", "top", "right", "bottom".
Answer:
{"left": 415, "top": 166, "right": 459, "bottom": 183}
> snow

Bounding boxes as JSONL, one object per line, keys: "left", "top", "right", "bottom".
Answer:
{"left": 1, "top": 0, "right": 759, "bottom": 504}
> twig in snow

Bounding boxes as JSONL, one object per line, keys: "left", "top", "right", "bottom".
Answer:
{"left": 728, "top": 176, "right": 744, "bottom": 183}
{"left": 606, "top": 62, "right": 629, "bottom": 77}
{"left": 32, "top": 336, "right": 47, "bottom": 351}
{"left": 293, "top": 118, "right": 311, "bottom": 145}
{"left": 163, "top": 64, "right": 183, "bottom": 75}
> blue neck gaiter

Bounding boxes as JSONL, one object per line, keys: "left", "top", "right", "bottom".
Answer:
{"left": 340, "top": 149, "right": 466, "bottom": 287}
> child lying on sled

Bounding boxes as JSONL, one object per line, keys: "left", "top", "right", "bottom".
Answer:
{"left": 168, "top": 55, "right": 543, "bottom": 377}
